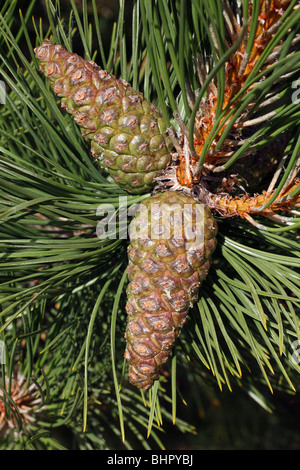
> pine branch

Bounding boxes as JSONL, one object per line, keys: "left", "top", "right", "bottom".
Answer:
{"left": 0, "top": 0, "right": 299, "bottom": 450}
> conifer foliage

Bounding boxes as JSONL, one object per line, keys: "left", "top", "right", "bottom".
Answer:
{"left": 0, "top": 0, "right": 299, "bottom": 450}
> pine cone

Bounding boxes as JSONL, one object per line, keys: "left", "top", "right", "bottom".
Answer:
{"left": 124, "top": 191, "right": 218, "bottom": 389}
{"left": 34, "top": 41, "right": 173, "bottom": 194}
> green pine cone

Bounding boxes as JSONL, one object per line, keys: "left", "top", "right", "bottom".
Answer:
{"left": 124, "top": 190, "right": 218, "bottom": 389}
{"left": 34, "top": 41, "right": 173, "bottom": 194}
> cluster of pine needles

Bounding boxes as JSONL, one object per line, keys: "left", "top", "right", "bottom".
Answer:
{"left": 0, "top": 0, "right": 299, "bottom": 450}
